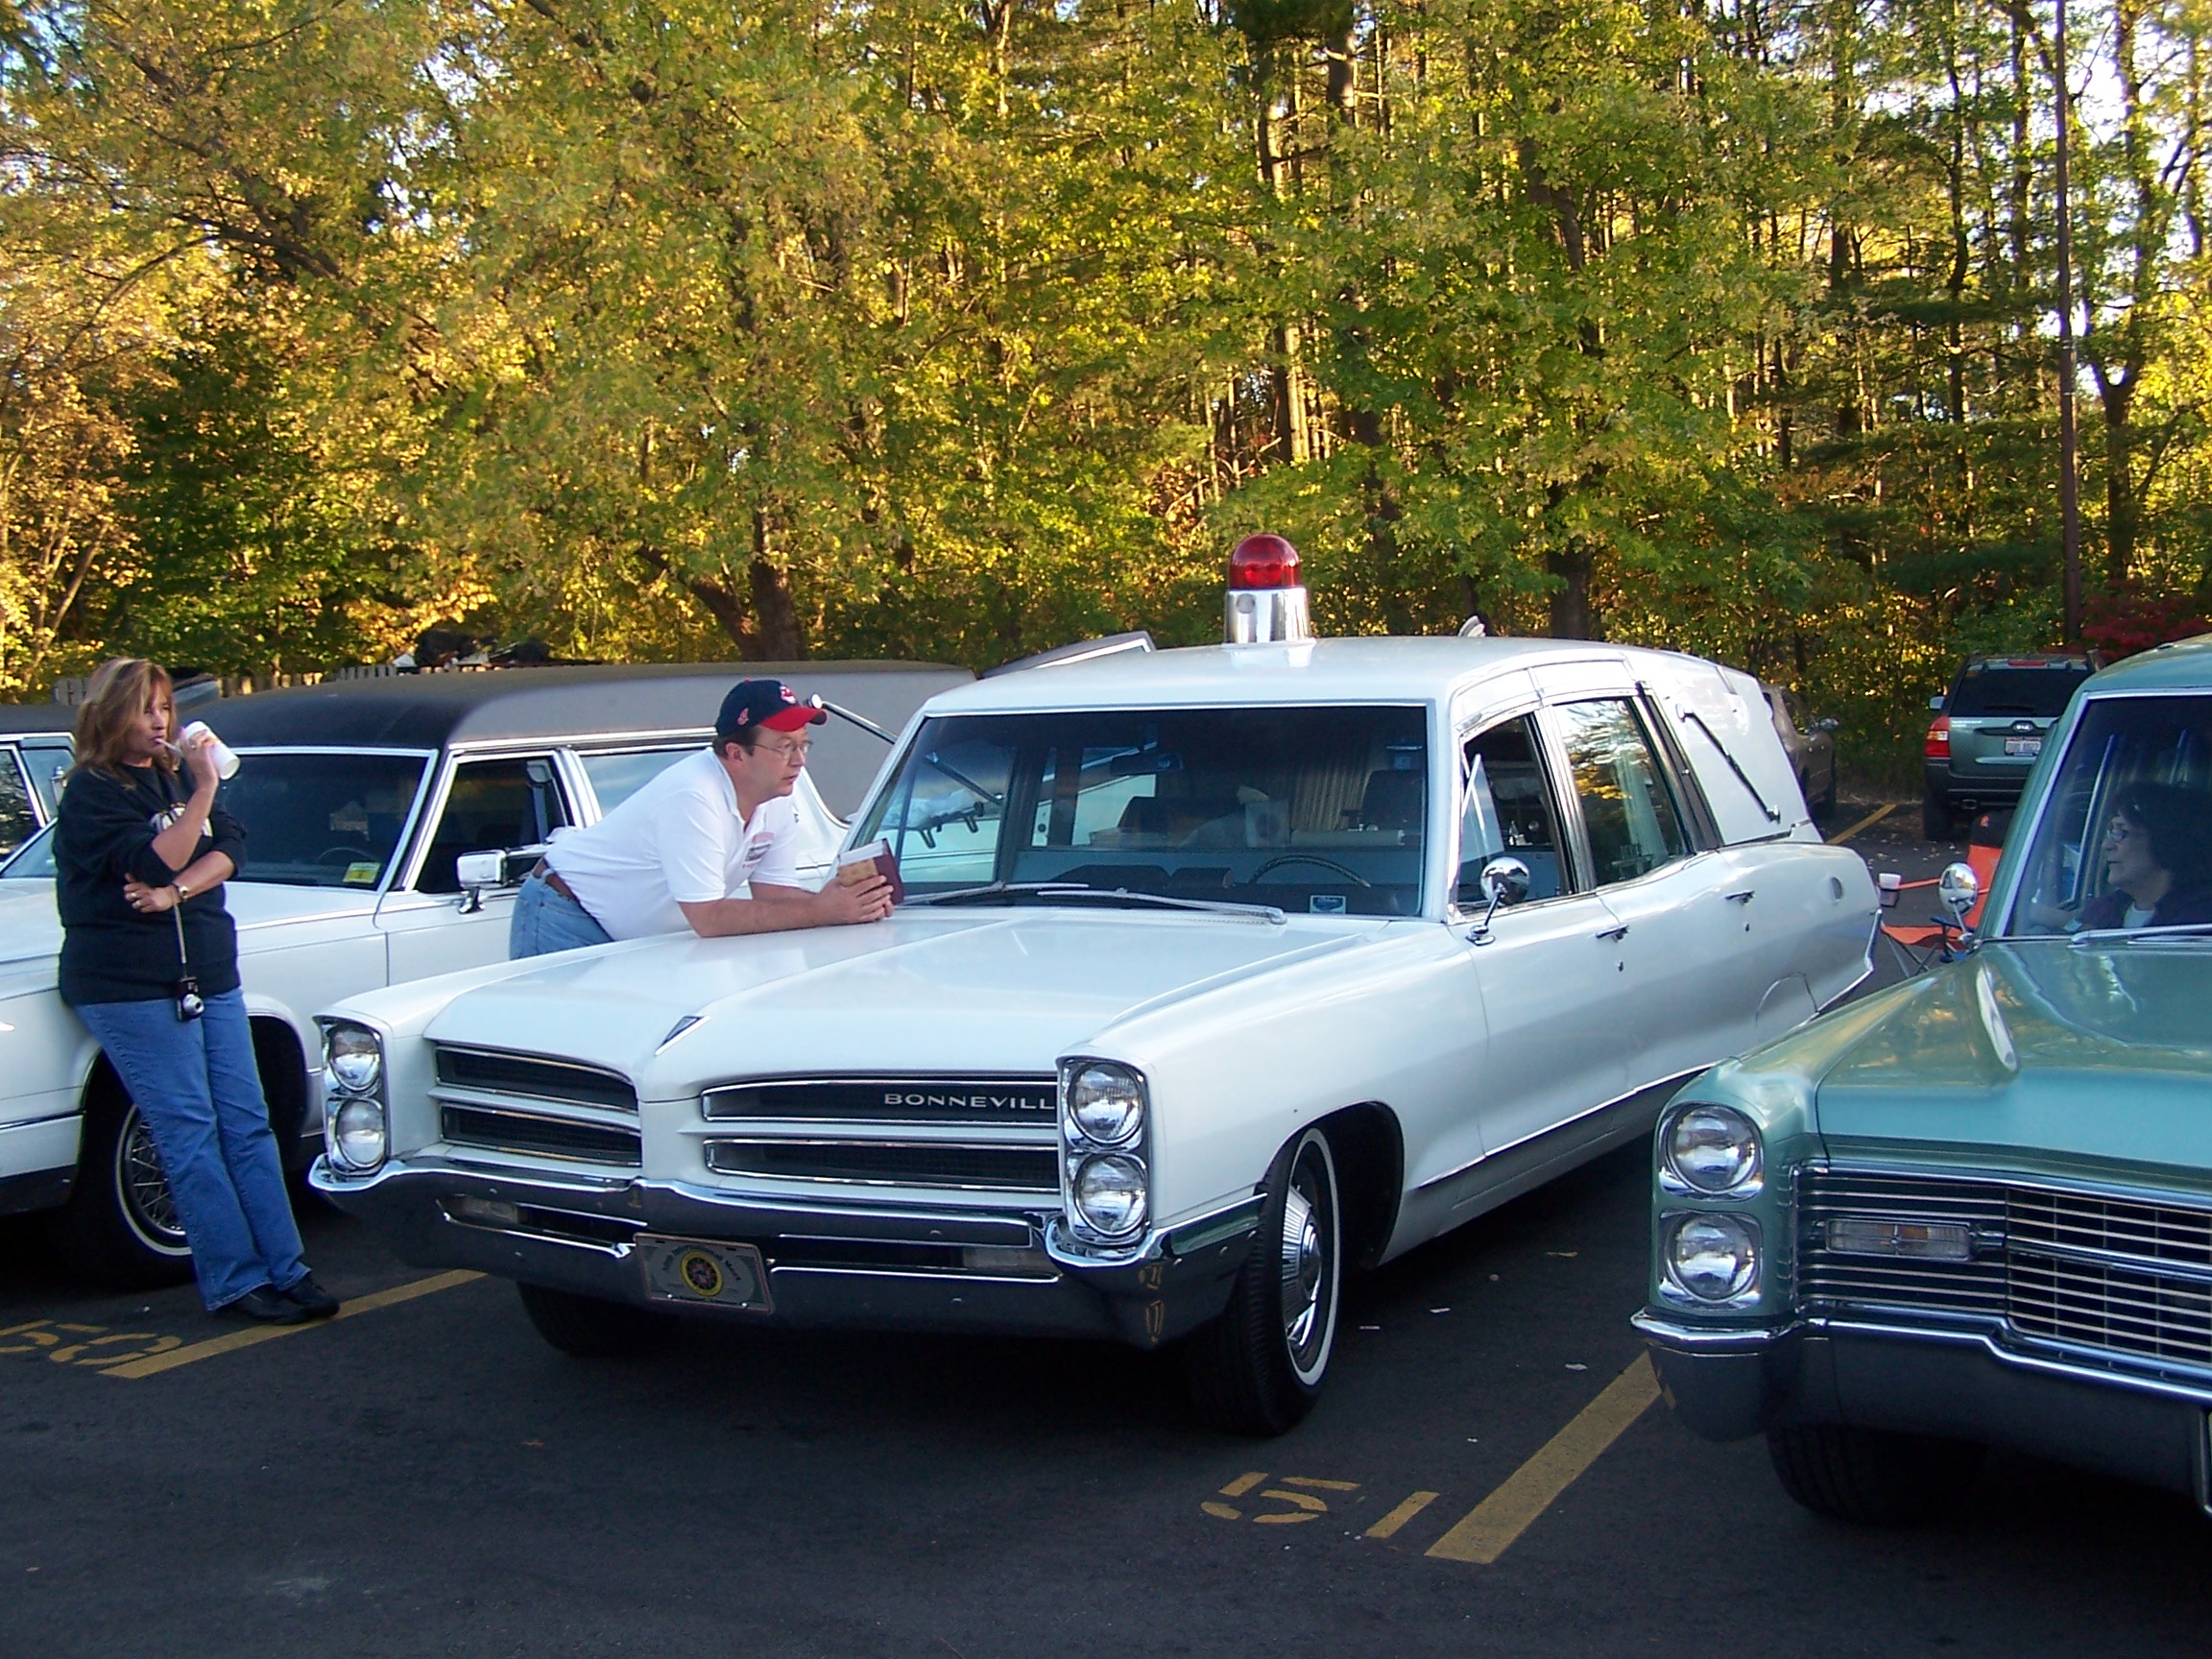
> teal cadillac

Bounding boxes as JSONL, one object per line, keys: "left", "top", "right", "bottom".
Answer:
{"left": 1637, "top": 636, "right": 2212, "bottom": 1524}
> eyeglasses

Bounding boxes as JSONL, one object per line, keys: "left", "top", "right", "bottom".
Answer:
{"left": 758, "top": 738, "right": 812, "bottom": 760}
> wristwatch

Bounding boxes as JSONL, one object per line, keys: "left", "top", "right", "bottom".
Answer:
{"left": 175, "top": 879, "right": 191, "bottom": 903}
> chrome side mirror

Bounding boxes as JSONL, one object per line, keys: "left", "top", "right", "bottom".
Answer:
{"left": 1938, "top": 861, "right": 1980, "bottom": 930}
{"left": 1468, "top": 855, "right": 1531, "bottom": 945}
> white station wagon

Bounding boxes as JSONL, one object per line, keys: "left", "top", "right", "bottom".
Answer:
{"left": 314, "top": 562, "right": 1879, "bottom": 1431}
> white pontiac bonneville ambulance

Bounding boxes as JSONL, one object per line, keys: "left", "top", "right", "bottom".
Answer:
{"left": 314, "top": 542, "right": 1879, "bottom": 1431}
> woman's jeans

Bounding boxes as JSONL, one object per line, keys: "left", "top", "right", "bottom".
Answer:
{"left": 74, "top": 989, "right": 307, "bottom": 1311}
{"left": 509, "top": 873, "right": 613, "bottom": 958}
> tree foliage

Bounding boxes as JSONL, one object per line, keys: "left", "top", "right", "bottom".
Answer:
{"left": 3, "top": 0, "right": 2208, "bottom": 778}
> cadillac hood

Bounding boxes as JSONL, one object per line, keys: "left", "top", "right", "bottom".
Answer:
{"left": 1810, "top": 941, "right": 2212, "bottom": 1170}
{"left": 0, "top": 881, "right": 382, "bottom": 981}
{"left": 419, "top": 910, "right": 1393, "bottom": 1100}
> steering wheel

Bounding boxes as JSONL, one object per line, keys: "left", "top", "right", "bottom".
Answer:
{"left": 1249, "top": 854, "right": 1372, "bottom": 887}
{"left": 314, "top": 846, "right": 373, "bottom": 866}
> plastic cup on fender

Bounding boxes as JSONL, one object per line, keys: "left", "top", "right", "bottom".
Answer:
{"left": 1186, "top": 1126, "right": 1342, "bottom": 1435}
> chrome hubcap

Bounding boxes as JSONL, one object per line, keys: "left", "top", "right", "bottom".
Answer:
{"left": 1277, "top": 1145, "right": 1334, "bottom": 1376}
{"left": 117, "top": 1110, "right": 187, "bottom": 1252}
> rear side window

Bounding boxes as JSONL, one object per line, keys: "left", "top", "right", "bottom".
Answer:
{"left": 1555, "top": 700, "right": 1690, "bottom": 885}
{"left": 581, "top": 746, "right": 700, "bottom": 813}
{"left": 1949, "top": 664, "right": 2093, "bottom": 719}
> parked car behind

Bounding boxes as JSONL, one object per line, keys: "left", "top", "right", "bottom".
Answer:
{"left": 0, "top": 702, "right": 74, "bottom": 861}
{"left": 1759, "top": 683, "right": 1839, "bottom": 819}
{"left": 1640, "top": 633, "right": 2212, "bottom": 1524}
{"left": 1922, "top": 654, "right": 2097, "bottom": 839}
{"left": 0, "top": 661, "right": 969, "bottom": 1286}
{"left": 313, "top": 556, "right": 1880, "bottom": 1433}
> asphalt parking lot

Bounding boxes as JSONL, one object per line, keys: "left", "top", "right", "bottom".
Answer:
{"left": 5, "top": 805, "right": 2206, "bottom": 1659}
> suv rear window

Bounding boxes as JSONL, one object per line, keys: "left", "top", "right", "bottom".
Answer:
{"left": 1948, "top": 662, "right": 2093, "bottom": 719}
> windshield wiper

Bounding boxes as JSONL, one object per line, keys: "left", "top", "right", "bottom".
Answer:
{"left": 2070, "top": 922, "right": 2212, "bottom": 947}
{"left": 902, "top": 881, "right": 1073, "bottom": 907}
{"left": 902, "top": 880, "right": 1285, "bottom": 923}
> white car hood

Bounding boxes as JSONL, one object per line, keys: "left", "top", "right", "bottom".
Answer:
{"left": 424, "top": 909, "right": 1392, "bottom": 1098}
{"left": 0, "top": 879, "right": 384, "bottom": 977}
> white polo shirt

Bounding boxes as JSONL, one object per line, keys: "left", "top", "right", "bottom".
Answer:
{"left": 544, "top": 748, "right": 806, "bottom": 940}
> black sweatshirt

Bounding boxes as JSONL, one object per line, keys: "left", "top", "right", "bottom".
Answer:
{"left": 54, "top": 761, "right": 248, "bottom": 1007}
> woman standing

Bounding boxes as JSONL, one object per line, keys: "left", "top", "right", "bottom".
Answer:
{"left": 53, "top": 659, "right": 338, "bottom": 1324}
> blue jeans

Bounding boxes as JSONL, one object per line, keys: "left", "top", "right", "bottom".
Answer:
{"left": 73, "top": 989, "right": 307, "bottom": 1311}
{"left": 510, "top": 873, "right": 613, "bottom": 958}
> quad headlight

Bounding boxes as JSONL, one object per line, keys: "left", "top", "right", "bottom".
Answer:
{"left": 1663, "top": 1213, "right": 1762, "bottom": 1303}
{"left": 1060, "top": 1059, "right": 1149, "bottom": 1243}
{"left": 320, "top": 1022, "right": 388, "bottom": 1173}
{"left": 1662, "top": 1104, "right": 1763, "bottom": 1195}
{"left": 326, "top": 1023, "right": 384, "bottom": 1095}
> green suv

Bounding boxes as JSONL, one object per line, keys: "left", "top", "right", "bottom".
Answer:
{"left": 1922, "top": 654, "right": 2096, "bottom": 838}
{"left": 1639, "top": 635, "right": 2212, "bottom": 1524}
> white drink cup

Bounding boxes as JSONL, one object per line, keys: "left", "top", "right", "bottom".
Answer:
{"left": 178, "top": 720, "right": 241, "bottom": 781}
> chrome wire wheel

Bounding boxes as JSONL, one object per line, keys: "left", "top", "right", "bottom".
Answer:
{"left": 115, "top": 1106, "right": 189, "bottom": 1257}
{"left": 1278, "top": 1132, "right": 1340, "bottom": 1387}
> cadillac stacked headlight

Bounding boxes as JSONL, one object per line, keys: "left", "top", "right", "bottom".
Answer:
{"left": 1663, "top": 1213, "right": 1762, "bottom": 1303}
{"left": 1061, "top": 1060, "right": 1148, "bottom": 1243}
{"left": 1661, "top": 1104, "right": 1763, "bottom": 1195}
{"left": 320, "top": 1021, "right": 389, "bottom": 1173}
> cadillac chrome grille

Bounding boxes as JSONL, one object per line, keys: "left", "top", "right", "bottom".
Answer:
{"left": 1798, "top": 1167, "right": 2212, "bottom": 1371}
{"left": 698, "top": 1075, "right": 1060, "bottom": 1194}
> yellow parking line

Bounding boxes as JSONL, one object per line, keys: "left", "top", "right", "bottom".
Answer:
{"left": 1365, "top": 1490, "right": 1440, "bottom": 1538}
{"left": 1829, "top": 802, "right": 1895, "bottom": 846}
{"left": 1425, "top": 1354, "right": 1660, "bottom": 1564}
{"left": 101, "top": 1270, "right": 484, "bottom": 1380}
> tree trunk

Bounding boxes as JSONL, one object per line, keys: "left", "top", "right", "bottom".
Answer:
{"left": 748, "top": 509, "right": 803, "bottom": 660}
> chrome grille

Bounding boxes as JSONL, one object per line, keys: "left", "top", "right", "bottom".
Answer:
{"left": 1798, "top": 1167, "right": 2212, "bottom": 1371}
{"left": 696, "top": 1075, "right": 1059, "bottom": 1195}
{"left": 705, "top": 1139, "right": 1059, "bottom": 1190}
{"left": 435, "top": 1046, "right": 637, "bottom": 1112}
{"left": 440, "top": 1105, "right": 640, "bottom": 1166}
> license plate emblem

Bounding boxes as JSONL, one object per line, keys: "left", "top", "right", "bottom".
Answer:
{"left": 637, "top": 1236, "right": 772, "bottom": 1310}
{"left": 2004, "top": 736, "right": 2041, "bottom": 757}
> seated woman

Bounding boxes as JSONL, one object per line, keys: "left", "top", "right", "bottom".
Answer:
{"left": 2080, "top": 782, "right": 2212, "bottom": 929}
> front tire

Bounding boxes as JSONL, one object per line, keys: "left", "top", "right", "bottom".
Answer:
{"left": 1186, "top": 1127, "right": 1342, "bottom": 1435}
{"left": 517, "top": 1282, "right": 669, "bottom": 1358}
{"left": 1767, "top": 1424, "right": 1984, "bottom": 1525}
{"left": 44, "top": 1086, "right": 194, "bottom": 1289}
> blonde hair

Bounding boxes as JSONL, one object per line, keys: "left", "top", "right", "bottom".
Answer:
{"left": 69, "top": 658, "right": 175, "bottom": 782}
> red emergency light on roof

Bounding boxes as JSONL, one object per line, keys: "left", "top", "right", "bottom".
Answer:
{"left": 1229, "top": 534, "right": 1301, "bottom": 590}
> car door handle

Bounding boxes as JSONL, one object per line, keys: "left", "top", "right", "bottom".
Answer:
{"left": 1724, "top": 889, "right": 1756, "bottom": 903}
{"left": 1596, "top": 923, "right": 1630, "bottom": 942}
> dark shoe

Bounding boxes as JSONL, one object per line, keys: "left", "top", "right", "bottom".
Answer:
{"left": 217, "top": 1286, "right": 311, "bottom": 1326}
{"left": 280, "top": 1274, "right": 341, "bottom": 1319}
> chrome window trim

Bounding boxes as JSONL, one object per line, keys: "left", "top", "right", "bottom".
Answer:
{"left": 395, "top": 748, "right": 579, "bottom": 895}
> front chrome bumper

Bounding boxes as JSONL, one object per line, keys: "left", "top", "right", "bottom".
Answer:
{"left": 313, "top": 1152, "right": 1258, "bottom": 1348}
{"left": 1635, "top": 1309, "right": 2212, "bottom": 1512}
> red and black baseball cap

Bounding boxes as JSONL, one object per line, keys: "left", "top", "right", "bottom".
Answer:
{"left": 715, "top": 679, "right": 827, "bottom": 738}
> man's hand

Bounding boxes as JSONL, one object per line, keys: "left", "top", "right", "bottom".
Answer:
{"left": 812, "top": 871, "right": 894, "bottom": 926}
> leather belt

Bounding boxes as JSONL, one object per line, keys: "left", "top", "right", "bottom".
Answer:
{"left": 528, "top": 859, "right": 585, "bottom": 907}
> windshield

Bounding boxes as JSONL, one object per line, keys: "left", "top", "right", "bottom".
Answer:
{"left": 1949, "top": 662, "right": 2093, "bottom": 719}
{"left": 854, "top": 706, "right": 1431, "bottom": 917}
{"left": 2000, "top": 694, "right": 2212, "bottom": 937}
{"left": 220, "top": 751, "right": 432, "bottom": 889}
